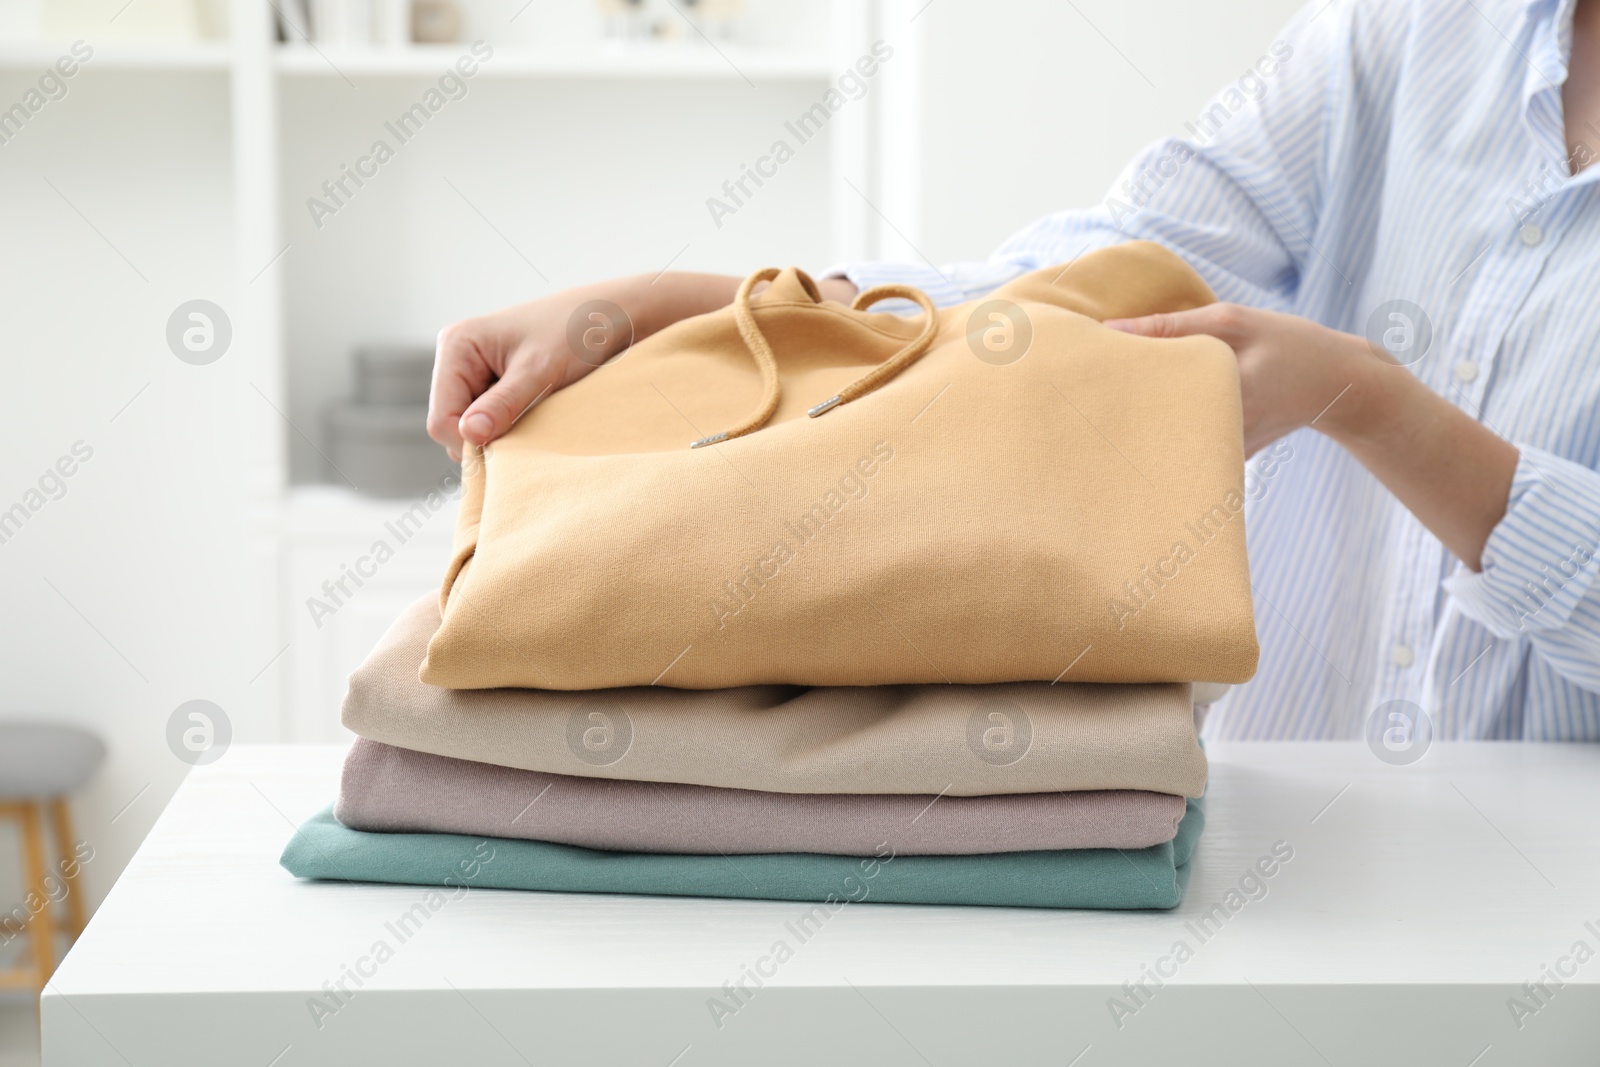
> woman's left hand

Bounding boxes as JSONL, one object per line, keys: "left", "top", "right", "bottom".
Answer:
{"left": 1102, "top": 300, "right": 1519, "bottom": 571}
{"left": 1104, "top": 302, "right": 1371, "bottom": 457}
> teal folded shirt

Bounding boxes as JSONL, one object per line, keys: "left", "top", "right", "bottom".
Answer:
{"left": 281, "top": 795, "right": 1202, "bottom": 910}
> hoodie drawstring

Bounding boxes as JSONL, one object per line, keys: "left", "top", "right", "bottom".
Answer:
{"left": 691, "top": 269, "right": 939, "bottom": 449}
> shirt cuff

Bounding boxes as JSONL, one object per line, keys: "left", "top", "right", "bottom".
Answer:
{"left": 1442, "top": 446, "right": 1600, "bottom": 638}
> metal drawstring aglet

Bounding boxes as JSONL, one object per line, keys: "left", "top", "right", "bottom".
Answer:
{"left": 690, "top": 432, "right": 729, "bottom": 449}
{"left": 807, "top": 395, "right": 843, "bottom": 418}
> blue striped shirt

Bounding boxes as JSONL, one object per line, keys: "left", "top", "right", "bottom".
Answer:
{"left": 831, "top": 0, "right": 1600, "bottom": 740}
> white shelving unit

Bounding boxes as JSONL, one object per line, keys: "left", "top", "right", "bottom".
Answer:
{"left": 273, "top": 42, "right": 837, "bottom": 77}
{"left": 0, "top": 40, "right": 232, "bottom": 68}
{"left": 0, "top": 0, "right": 914, "bottom": 740}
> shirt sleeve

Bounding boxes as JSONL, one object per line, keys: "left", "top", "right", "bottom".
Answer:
{"left": 1442, "top": 447, "right": 1600, "bottom": 695}
{"left": 824, "top": 0, "right": 1394, "bottom": 312}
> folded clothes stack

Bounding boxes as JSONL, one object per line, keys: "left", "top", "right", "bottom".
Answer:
{"left": 284, "top": 596, "right": 1219, "bottom": 908}
{"left": 281, "top": 242, "right": 1259, "bottom": 910}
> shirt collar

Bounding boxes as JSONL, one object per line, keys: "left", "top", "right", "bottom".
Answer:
{"left": 1517, "top": 0, "right": 1581, "bottom": 170}
{"left": 1522, "top": 0, "right": 1573, "bottom": 85}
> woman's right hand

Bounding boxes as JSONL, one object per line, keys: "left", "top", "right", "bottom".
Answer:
{"left": 427, "top": 270, "right": 859, "bottom": 459}
{"left": 427, "top": 289, "right": 621, "bottom": 461}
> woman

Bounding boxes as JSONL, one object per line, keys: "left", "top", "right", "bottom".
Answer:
{"left": 426, "top": 0, "right": 1600, "bottom": 741}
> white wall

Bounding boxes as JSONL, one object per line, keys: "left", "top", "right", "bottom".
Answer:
{"left": 0, "top": 68, "right": 265, "bottom": 930}
{"left": 903, "top": 0, "right": 1305, "bottom": 263}
{"left": 0, "top": 0, "right": 1310, "bottom": 945}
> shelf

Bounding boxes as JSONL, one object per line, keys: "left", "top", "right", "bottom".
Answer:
{"left": 0, "top": 39, "right": 231, "bottom": 71}
{"left": 274, "top": 42, "right": 833, "bottom": 79}
{"left": 0, "top": 38, "right": 831, "bottom": 80}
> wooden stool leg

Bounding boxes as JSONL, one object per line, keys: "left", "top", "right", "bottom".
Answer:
{"left": 0, "top": 804, "right": 25, "bottom": 950}
{"left": 18, "top": 801, "right": 58, "bottom": 1000}
{"left": 50, "top": 798, "right": 87, "bottom": 940}
{"left": 0, "top": 804, "right": 18, "bottom": 944}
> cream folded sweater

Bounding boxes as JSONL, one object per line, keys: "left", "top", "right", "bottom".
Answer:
{"left": 345, "top": 595, "right": 1208, "bottom": 798}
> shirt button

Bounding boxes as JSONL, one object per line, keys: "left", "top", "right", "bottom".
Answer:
{"left": 1390, "top": 643, "right": 1416, "bottom": 668}
{"left": 1454, "top": 360, "right": 1479, "bottom": 383}
{"left": 1519, "top": 223, "right": 1544, "bottom": 246}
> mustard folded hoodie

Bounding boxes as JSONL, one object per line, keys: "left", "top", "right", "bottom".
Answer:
{"left": 423, "top": 242, "right": 1258, "bottom": 690}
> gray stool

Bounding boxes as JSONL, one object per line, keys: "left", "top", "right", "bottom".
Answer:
{"left": 0, "top": 723, "right": 105, "bottom": 1001}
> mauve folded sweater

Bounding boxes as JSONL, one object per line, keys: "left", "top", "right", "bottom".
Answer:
{"left": 335, "top": 738, "right": 1187, "bottom": 856}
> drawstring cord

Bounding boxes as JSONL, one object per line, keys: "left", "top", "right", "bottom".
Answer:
{"left": 690, "top": 270, "right": 940, "bottom": 449}
{"left": 691, "top": 268, "right": 784, "bottom": 449}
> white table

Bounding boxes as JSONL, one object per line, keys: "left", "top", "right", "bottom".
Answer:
{"left": 43, "top": 743, "right": 1600, "bottom": 1066}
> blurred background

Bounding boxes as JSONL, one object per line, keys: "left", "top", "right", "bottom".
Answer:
{"left": 0, "top": 0, "right": 1299, "bottom": 1057}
